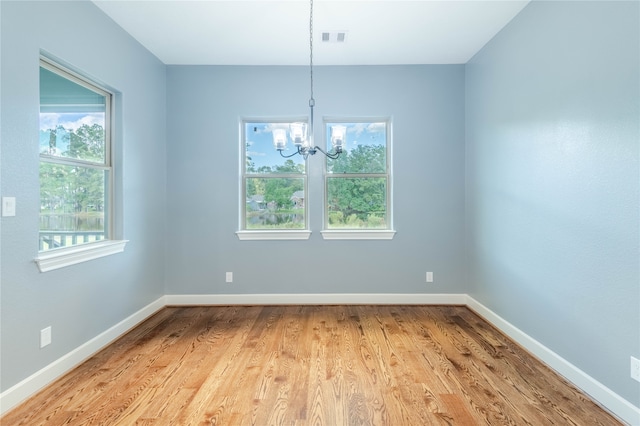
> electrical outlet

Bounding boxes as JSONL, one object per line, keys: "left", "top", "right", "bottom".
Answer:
{"left": 426, "top": 272, "right": 433, "bottom": 283}
{"left": 2, "top": 197, "right": 16, "bottom": 217}
{"left": 225, "top": 272, "right": 233, "bottom": 283}
{"left": 40, "top": 326, "right": 52, "bottom": 348}
{"left": 631, "top": 356, "right": 640, "bottom": 382}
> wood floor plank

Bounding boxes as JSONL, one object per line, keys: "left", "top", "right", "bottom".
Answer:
{"left": 1, "top": 305, "right": 622, "bottom": 426}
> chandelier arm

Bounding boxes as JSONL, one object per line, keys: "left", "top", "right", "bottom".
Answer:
{"left": 278, "top": 149, "right": 301, "bottom": 158}
{"left": 313, "top": 145, "right": 342, "bottom": 160}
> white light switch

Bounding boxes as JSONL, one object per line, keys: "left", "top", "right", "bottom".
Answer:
{"left": 2, "top": 197, "right": 16, "bottom": 217}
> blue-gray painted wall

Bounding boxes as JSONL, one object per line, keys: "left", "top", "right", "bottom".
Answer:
{"left": 165, "top": 65, "right": 466, "bottom": 295}
{"left": 465, "top": 0, "right": 639, "bottom": 406}
{"left": 1, "top": 1, "right": 167, "bottom": 391}
{"left": 1, "top": 0, "right": 638, "bottom": 414}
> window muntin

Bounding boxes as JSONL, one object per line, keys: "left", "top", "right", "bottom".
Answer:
{"left": 242, "top": 121, "right": 308, "bottom": 230}
{"left": 39, "top": 59, "right": 112, "bottom": 252}
{"left": 325, "top": 120, "right": 391, "bottom": 230}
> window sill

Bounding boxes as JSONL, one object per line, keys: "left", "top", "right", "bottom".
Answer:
{"left": 321, "top": 230, "right": 396, "bottom": 240}
{"left": 236, "top": 230, "right": 311, "bottom": 241}
{"left": 35, "top": 240, "right": 129, "bottom": 272}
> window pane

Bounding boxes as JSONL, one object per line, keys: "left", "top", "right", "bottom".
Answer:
{"left": 327, "top": 177, "right": 387, "bottom": 229}
{"left": 40, "top": 66, "right": 107, "bottom": 164}
{"left": 39, "top": 163, "right": 108, "bottom": 251}
{"left": 326, "top": 122, "right": 386, "bottom": 174}
{"left": 245, "top": 122, "right": 305, "bottom": 174}
{"left": 245, "top": 177, "right": 305, "bottom": 229}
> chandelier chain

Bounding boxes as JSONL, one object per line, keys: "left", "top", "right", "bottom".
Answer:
{"left": 275, "top": 0, "right": 340, "bottom": 160}
{"left": 309, "top": 0, "right": 314, "bottom": 107}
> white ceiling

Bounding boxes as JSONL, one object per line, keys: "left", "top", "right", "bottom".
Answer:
{"left": 93, "top": 0, "right": 530, "bottom": 66}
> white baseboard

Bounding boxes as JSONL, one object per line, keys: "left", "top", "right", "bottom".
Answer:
{"left": 465, "top": 295, "right": 640, "bottom": 426}
{"left": 0, "top": 296, "right": 166, "bottom": 416}
{"left": 2, "top": 293, "right": 638, "bottom": 425}
{"left": 164, "top": 293, "right": 467, "bottom": 306}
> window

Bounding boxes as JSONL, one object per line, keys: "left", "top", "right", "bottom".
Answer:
{"left": 36, "top": 58, "right": 125, "bottom": 271}
{"left": 238, "top": 120, "right": 310, "bottom": 240}
{"left": 323, "top": 120, "right": 395, "bottom": 239}
{"left": 237, "top": 118, "right": 394, "bottom": 241}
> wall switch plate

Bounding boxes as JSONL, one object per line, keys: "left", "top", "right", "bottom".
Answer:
{"left": 225, "top": 272, "right": 233, "bottom": 283}
{"left": 426, "top": 272, "right": 434, "bottom": 283}
{"left": 40, "top": 326, "right": 52, "bottom": 348}
{"left": 2, "top": 197, "right": 16, "bottom": 217}
{"left": 631, "top": 356, "right": 640, "bottom": 382}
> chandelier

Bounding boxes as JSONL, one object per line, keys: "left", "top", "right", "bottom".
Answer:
{"left": 272, "top": 0, "right": 344, "bottom": 160}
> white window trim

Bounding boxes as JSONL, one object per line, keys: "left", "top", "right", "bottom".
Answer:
{"left": 35, "top": 240, "right": 128, "bottom": 272}
{"left": 236, "top": 230, "right": 311, "bottom": 241}
{"left": 321, "top": 230, "right": 396, "bottom": 240}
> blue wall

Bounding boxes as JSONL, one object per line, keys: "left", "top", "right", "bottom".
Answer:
{"left": 165, "top": 65, "right": 466, "bottom": 295}
{"left": 466, "top": 0, "right": 639, "bottom": 406}
{"left": 0, "top": 1, "right": 166, "bottom": 392}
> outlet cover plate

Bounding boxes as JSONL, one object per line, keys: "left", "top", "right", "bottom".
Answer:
{"left": 631, "top": 356, "right": 640, "bottom": 382}
{"left": 2, "top": 197, "right": 16, "bottom": 217}
{"left": 40, "top": 326, "right": 52, "bottom": 348}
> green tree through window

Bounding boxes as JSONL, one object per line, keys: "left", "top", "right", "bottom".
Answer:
{"left": 39, "top": 59, "right": 112, "bottom": 251}
{"left": 325, "top": 121, "right": 391, "bottom": 230}
{"left": 242, "top": 121, "right": 307, "bottom": 230}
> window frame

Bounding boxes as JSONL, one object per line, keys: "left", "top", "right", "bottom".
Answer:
{"left": 35, "top": 57, "right": 126, "bottom": 272}
{"left": 321, "top": 118, "right": 395, "bottom": 240}
{"left": 237, "top": 118, "right": 311, "bottom": 241}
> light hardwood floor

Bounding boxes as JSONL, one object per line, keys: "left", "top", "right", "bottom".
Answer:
{"left": 2, "top": 305, "right": 622, "bottom": 425}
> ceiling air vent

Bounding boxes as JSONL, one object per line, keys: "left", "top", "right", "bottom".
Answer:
{"left": 321, "top": 31, "right": 348, "bottom": 43}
